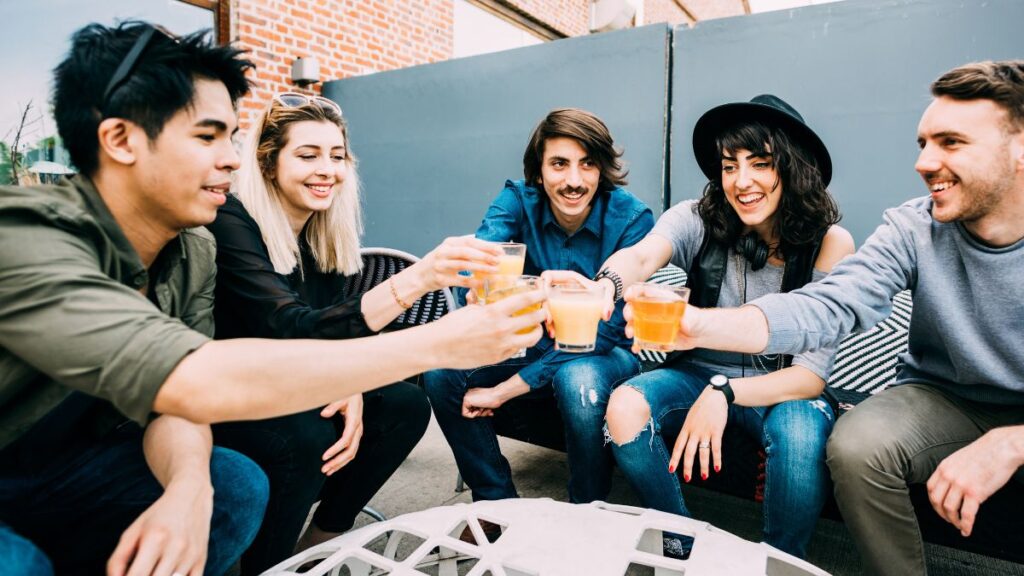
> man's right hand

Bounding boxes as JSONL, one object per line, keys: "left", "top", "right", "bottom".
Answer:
{"left": 107, "top": 474, "right": 212, "bottom": 576}
{"left": 540, "top": 270, "right": 615, "bottom": 323}
{"left": 433, "top": 289, "right": 546, "bottom": 369}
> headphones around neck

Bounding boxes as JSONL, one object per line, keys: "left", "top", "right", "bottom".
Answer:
{"left": 735, "top": 231, "right": 769, "bottom": 271}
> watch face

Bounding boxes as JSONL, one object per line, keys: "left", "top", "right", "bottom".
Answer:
{"left": 710, "top": 374, "right": 728, "bottom": 387}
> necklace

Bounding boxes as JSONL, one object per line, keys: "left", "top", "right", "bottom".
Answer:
{"left": 734, "top": 251, "right": 785, "bottom": 374}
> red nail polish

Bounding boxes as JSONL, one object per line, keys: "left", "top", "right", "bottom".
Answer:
{"left": 714, "top": 465, "right": 720, "bottom": 473}
{"left": 684, "top": 474, "right": 690, "bottom": 483}
{"left": 701, "top": 473, "right": 707, "bottom": 481}
{"left": 668, "top": 464, "right": 675, "bottom": 474}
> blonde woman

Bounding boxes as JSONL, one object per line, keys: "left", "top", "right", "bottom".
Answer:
{"left": 206, "top": 93, "right": 501, "bottom": 574}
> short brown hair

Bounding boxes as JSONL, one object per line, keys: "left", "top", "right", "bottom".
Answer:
{"left": 522, "top": 108, "right": 628, "bottom": 193}
{"left": 931, "top": 60, "right": 1024, "bottom": 133}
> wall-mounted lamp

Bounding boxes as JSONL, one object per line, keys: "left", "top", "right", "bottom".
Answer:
{"left": 590, "top": 0, "right": 636, "bottom": 33}
{"left": 291, "top": 56, "right": 321, "bottom": 87}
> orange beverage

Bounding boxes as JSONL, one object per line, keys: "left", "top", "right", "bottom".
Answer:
{"left": 485, "top": 275, "right": 543, "bottom": 357}
{"left": 632, "top": 284, "right": 690, "bottom": 351}
{"left": 473, "top": 242, "right": 526, "bottom": 302}
{"left": 548, "top": 284, "right": 605, "bottom": 352}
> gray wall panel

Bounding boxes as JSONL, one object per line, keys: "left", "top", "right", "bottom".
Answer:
{"left": 323, "top": 24, "right": 671, "bottom": 256}
{"left": 671, "top": 0, "right": 1023, "bottom": 244}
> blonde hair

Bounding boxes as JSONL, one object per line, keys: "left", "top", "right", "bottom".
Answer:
{"left": 235, "top": 100, "right": 363, "bottom": 276}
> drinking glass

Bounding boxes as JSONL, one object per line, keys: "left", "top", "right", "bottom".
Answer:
{"left": 484, "top": 274, "right": 543, "bottom": 358}
{"left": 631, "top": 283, "right": 690, "bottom": 351}
{"left": 547, "top": 283, "right": 605, "bottom": 353}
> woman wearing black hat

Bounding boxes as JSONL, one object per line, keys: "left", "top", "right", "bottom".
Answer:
{"left": 546, "top": 95, "right": 854, "bottom": 559}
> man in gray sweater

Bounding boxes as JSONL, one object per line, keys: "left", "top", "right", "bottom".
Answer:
{"left": 625, "top": 60, "right": 1024, "bottom": 575}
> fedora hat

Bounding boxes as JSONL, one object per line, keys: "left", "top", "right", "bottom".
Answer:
{"left": 692, "top": 94, "right": 832, "bottom": 186}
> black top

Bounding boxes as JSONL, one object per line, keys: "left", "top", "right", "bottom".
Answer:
{"left": 206, "top": 194, "right": 374, "bottom": 340}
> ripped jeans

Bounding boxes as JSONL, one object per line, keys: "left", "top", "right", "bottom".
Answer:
{"left": 608, "top": 363, "right": 834, "bottom": 559}
{"left": 423, "top": 346, "right": 639, "bottom": 503}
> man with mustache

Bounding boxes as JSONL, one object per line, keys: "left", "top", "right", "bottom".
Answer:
{"left": 424, "top": 109, "right": 654, "bottom": 518}
{"left": 637, "top": 61, "right": 1024, "bottom": 575}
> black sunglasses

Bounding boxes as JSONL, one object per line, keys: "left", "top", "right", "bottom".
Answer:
{"left": 101, "top": 24, "right": 178, "bottom": 111}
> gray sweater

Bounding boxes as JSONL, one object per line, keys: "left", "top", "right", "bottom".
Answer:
{"left": 753, "top": 196, "right": 1024, "bottom": 404}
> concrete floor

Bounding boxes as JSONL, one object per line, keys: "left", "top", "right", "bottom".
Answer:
{"left": 335, "top": 416, "right": 1023, "bottom": 576}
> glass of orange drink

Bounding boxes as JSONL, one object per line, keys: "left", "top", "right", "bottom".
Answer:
{"left": 473, "top": 242, "right": 526, "bottom": 303}
{"left": 484, "top": 274, "right": 543, "bottom": 358}
{"left": 547, "top": 282, "right": 605, "bottom": 353}
{"left": 631, "top": 283, "right": 690, "bottom": 351}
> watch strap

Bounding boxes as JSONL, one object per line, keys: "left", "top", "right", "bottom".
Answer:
{"left": 594, "top": 268, "right": 624, "bottom": 302}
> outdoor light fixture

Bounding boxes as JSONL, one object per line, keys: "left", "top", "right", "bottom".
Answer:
{"left": 590, "top": 0, "right": 636, "bottom": 33}
{"left": 291, "top": 56, "right": 321, "bottom": 87}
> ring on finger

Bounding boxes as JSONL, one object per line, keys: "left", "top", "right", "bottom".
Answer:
{"left": 698, "top": 442, "right": 710, "bottom": 449}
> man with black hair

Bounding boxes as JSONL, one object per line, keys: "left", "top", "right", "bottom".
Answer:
{"left": 0, "top": 21, "right": 545, "bottom": 575}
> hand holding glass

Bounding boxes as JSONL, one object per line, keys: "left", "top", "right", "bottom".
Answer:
{"left": 547, "top": 282, "right": 605, "bottom": 353}
{"left": 473, "top": 242, "right": 526, "bottom": 303}
{"left": 631, "top": 283, "right": 690, "bottom": 351}
{"left": 484, "top": 274, "right": 543, "bottom": 358}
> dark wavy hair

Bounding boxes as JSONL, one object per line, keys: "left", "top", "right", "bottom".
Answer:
{"left": 54, "top": 21, "right": 254, "bottom": 176}
{"left": 696, "top": 121, "right": 839, "bottom": 256}
{"left": 523, "top": 108, "right": 628, "bottom": 194}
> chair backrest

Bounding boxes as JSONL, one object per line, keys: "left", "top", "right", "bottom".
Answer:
{"left": 344, "top": 247, "right": 457, "bottom": 329}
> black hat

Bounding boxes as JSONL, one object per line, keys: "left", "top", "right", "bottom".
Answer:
{"left": 692, "top": 94, "right": 832, "bottom": 186}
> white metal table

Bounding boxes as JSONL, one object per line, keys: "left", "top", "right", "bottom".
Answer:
{"left": 263, "top": 498, "right": 830, "bottom": 575}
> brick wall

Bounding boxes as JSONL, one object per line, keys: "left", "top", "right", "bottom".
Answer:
{"left": 229, "top": 0, "right": 747, "bottom": 131}
{"left": 502, "top": 0, "right": 590, "bottom": 37}
{"left": 232, "top": 0, "right": 454, "bottom": 130}
{"left": 644, "top": 0, "right": 696, "bottom": 26}
{"left": 682, "top": 0, "right": 747, "bottom": 21}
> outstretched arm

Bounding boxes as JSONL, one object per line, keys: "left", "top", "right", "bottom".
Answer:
{"left": 156, "top": 290, "right": 547, "bottom": 423}
{"left": 360, "top": 236, "right": 500, "bottom": 331}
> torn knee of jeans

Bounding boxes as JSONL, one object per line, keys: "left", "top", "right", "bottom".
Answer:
{"left": 604, "top": 416, "right": 656, "bottom": 447}
{"left": 810, "top": 399, "right": 833, "bottom": 421}
{"left": 578, "top": 384, "right": 601, "bottom": 407}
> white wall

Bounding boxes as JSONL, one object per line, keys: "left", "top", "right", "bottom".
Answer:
{"left": 453, "top": 0, "right": 544, "bottom": 59}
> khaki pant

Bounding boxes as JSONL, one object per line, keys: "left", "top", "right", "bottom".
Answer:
{"left": 826, "top": 383, "right": 1024, "bottom": 575}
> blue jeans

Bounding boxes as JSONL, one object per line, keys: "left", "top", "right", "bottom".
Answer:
{"left": 0, "top": 423, "right": 269, "bottom": 575}
{"left": 423, "top": 346, "right": 640, "bottom": 503}
{"left": 609, "top": 363, "right": 835, "bottom": 559}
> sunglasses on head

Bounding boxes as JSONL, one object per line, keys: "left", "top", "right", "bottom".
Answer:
{"left": 274, "top": 92, "right": 343, "bottom": 117}
{"left": 102, "top": 24, "right": 179, "bottom": 112}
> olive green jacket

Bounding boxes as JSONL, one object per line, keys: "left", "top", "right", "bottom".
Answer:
{"left": 0, "top": 176, "right": 214, "bottom": 450}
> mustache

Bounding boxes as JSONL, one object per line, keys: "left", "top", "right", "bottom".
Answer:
{"left": 557, "top": 185, "right": 588, "bottom": 196}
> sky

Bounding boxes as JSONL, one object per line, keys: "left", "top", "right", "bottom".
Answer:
{"left": 0, "top": 0, "right": 212, "bottom": 148}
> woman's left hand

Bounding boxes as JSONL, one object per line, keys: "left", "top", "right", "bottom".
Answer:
{"left": 668, "top": 386, "right": 728, "bottom": 483}
{"left": 320, "top": 394, "right": 364, "bottom": 475}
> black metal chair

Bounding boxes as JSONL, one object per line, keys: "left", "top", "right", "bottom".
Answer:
{"left": 345, "top": 247, "right": 456, "bottom": 521}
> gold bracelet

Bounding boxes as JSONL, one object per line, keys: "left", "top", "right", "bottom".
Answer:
{"left": 389, "top": 276, "right": 413, "bottom": 309}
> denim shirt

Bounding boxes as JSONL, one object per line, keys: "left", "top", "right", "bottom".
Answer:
{"left": 465, "top": 179, "right": 654, "bottom": 388}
